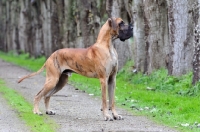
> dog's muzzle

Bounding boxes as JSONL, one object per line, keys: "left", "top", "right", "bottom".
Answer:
{"left": 118, "top": 23, "right": 133, "bottom": 41}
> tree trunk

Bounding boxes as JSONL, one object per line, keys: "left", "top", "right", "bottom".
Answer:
{"left": 192, "top": 1, "right": 200, "bottom": 85}
{"left": 133, "top": 0, "right": 169, "bottom": 74}
{"left": 133, "top": 0, "right": 199, "bottom": 75}
{"left": 144, "top": 0, "right": 169, "bottom": 73}
{"left": 18, "top": 0, "right": 31, "bottom": 54}
{"left": 168, "top": 0, "right": 198, "bottom": 76}
{"left": 132, "top": 0, "right": 146, "bottom": 73}
{"left": 31, "top": 1, "right": 43, "bottom": 57}
{"left": 40, "top": 0, "right": 52, "bottom": 57}
{"left": 5, "top": 0, "right": 20, "bottom": 53}
{"left": 0, "top": 0, "right": 7, "bottom": 51}
{"left": 193, "top": 25, "right": 200, "bottom": 85}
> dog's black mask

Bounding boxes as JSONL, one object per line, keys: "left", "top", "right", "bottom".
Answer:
{"left": 118, "top": 22, "right": 133, "bottom": 41}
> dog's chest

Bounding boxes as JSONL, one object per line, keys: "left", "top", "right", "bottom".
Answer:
{"left": 109, "top": 48, "right": 118, "bottom": 69}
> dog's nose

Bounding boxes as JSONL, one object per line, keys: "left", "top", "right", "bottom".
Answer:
{"left": 129, "top": 24, "right": 133, "bottom": 30}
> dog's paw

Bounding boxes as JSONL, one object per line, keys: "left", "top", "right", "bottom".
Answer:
{"left": 46, "top": 110, "right": 56, "bottom": 115}
{"left": 113, "top": 114, "right": 123, "bottom": 120}
{"left": 34, "top": 111, "right": 43, "bottom": 116}
{"left": 104, "top": 115, "right": 113, "bottom": 121}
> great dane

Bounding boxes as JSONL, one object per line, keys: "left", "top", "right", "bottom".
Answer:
{"left": 18, "top": 17, "right": 133, "bottom": 121}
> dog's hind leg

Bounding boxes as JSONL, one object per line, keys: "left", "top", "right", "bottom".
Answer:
{"left": 33, "top": 78, "right": 59, "bottom": 115}
{"left": 44, "top": 73, "right": 69, "bottom": 115}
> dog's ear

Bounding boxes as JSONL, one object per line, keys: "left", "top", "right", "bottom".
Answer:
{"left": 108, "top": 18, "right": 112, "bottom": 27}
{"left": 108, "top": 18, "right": 117, "bottom": 31}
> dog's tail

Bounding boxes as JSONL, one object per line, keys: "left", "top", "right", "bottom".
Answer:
{"left": 18, "top": 64, "right": 46, "bottom": 83}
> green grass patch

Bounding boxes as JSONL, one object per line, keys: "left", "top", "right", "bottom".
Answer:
{"left": 1, "top": 51, "right": 200, "bottom": 132}
{"left": 0, "top": 79, "right": 58, "bottom": 132}
{"left": 69, "top": 74, "right": 101, "bottom": 96}
{"left": 116, "top": 62, "right": 200, "bottom": 132}
{"left": 0, "top": 51, "right": 46, "bottom": 72}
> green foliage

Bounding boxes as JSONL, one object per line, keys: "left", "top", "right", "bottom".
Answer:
{"left": 0, "top": 79, "right": 57, "bottom": 132}
{"left": 117, "top": 61, "right": 199, "bottom": 96}
{"left": 1, "top": 51, "right": 200, "bottom": 132}
{"left": 0, "top": 51, "right": 46, "bottom": 72}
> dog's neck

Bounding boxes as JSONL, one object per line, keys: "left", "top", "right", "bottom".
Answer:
{"left": 95, "top": 21, "right": 113, "bottom": 48}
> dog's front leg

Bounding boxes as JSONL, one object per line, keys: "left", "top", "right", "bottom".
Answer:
{"left": 100, "top": 78, "right": 113, "bottom": 121}
{"left": 108, "top": 74, "right": 123, "bottom": 120}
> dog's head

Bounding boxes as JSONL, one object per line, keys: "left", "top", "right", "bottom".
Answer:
{"left": 108, "top": 18, "right": 133, "bottom": 41}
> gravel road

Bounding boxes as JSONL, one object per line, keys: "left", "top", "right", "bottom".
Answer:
{"left": 0, "top": 59, "right": 178, "bottom": 132}
{"left": 0, "top": 92, "right": 30, "bottom": 132}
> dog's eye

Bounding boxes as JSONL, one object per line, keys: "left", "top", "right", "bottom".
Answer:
{"left": 119, "top": 21, "right": 124, "bottom": 26}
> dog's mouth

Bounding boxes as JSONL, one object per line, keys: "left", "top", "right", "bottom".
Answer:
{"left": 118, "top": 23, "right": 133, "bottom": 41}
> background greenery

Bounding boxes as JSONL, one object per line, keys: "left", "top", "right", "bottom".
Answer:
{"left": 1, "top": 51, "right": 200, "bottom": 132}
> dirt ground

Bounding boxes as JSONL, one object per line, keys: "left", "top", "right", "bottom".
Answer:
{"left": 0, "top": 59, "right": 178, "bottom": 132}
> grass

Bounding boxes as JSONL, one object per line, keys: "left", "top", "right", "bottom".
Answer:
{"left": 0, "top": 51, "right": 46, "bottom": 72}
{"left": 116, "top": 62, "right": 200, "bottom": 132}
{"left": 0, "top": 79, "right": 58, "bottom": 132}
{"left": 1, "top": 51, "right": 200, "bottom": 132}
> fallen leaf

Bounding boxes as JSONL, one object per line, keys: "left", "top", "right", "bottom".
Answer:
{"left": 146, "top": 87, "right": 156, "bottom": 91}
{"left": 181, "top": 123, "right": 190, "bottom": 127}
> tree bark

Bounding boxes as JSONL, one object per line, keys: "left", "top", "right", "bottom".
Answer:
{"left": 0, "top": 0, "right": 7, "bottom": 51}
{"left": 133, "top": 0, "right": 169, "bottom": 74}
{"left": 5, "top": 0, "right": 20, "bottom": 53}
{"left": 193, "top": 25, "right": 200, "bottom": 85}
{"left": 192, "top": 1, "right": 200, "bottom": 85}
{"left": 168, "top": 0, "right": 198, "bottom": 76}
{"left": 133, "top": 0, "right": 199, "bottom": 75}
{"left": 132, "top": 0, "right": 146, "bottom": 73}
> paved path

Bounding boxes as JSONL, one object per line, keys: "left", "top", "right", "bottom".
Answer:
{"left": 0, "top": 87, "right": 30, "bottom": 132}
{"left": 0, "top": 59, "right": 178, "bottom": 132}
